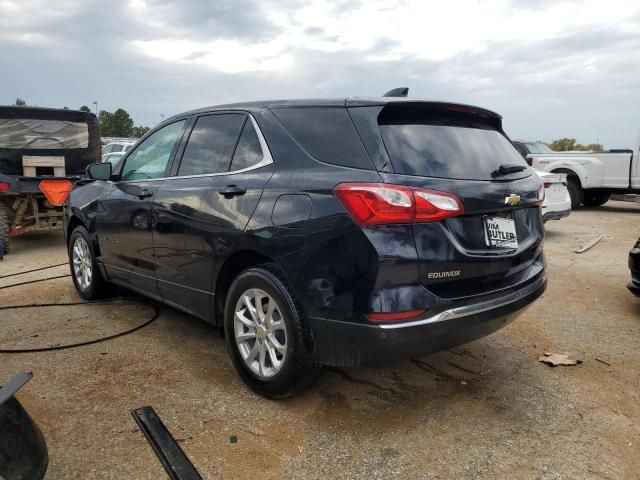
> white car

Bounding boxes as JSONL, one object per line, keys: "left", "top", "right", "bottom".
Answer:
{"left": 102, "top": 141, "right": 136, "bottom": 155}
{"left": 536, "top": 169, "right": 571, "bottom": 222}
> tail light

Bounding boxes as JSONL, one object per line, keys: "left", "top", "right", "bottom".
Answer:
{"left": 334, "top": 183, "right": 464, "bottom": 226}
{"left": 0, "top": 182, "right": 9, "bottom": 192}
{"left": 543, "top": 182, "right": 551, "bottom": 188}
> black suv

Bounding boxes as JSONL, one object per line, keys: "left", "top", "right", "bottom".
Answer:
{"left": 64, "top": 96, "right": 546, "bottom": 398}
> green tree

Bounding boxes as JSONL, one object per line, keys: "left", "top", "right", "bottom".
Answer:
{"left": 549, "top": 138, "right": 604, "bottom": 152}
{"left": 79, "top": 105, "right": 92, "bottom": 113}
{"left": 111, "top": 108, "right": 134, "bottom": 137}
{"left": 131, "top": 125, "right": 150, "bottom": 138}
{"left": 549, "top": 138, "right": 577, "bottom": 151}
{"left": 98, "top": 110, "right": 115, "bottom": 136}
{"left": 14, "top": 97, "right": 26, "bottom": 107}
{"left": 584, "top": 143, "right": 604, "bottom": 152}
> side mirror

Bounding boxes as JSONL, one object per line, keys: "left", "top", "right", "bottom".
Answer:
{"left": 86, "top": 162, "right": 112, "bottom": 181}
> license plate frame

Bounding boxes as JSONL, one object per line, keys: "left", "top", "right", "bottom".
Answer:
{"left": 484, "top": 214, "right": 518, "bottom": 249}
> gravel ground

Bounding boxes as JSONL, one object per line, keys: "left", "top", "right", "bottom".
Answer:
{"left": 1, "top": 201, "right": 639, "bottom": 479}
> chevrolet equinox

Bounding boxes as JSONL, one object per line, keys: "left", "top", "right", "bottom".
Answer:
{"left": 64, "top": 95, "right": 546, "bottom": 398}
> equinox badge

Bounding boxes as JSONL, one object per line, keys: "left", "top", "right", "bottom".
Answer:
{"left": 504, "top": 194, "right": 521, "bottom": 206}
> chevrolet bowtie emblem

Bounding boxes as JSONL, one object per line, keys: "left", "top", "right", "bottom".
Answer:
{"left": 504, "top": 194, "right": 521, "bottom": 206}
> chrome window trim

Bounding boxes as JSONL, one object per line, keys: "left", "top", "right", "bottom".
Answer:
{"left": 116, "top": 113, "right": 273, "bottom": 183}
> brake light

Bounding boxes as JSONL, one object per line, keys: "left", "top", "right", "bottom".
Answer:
{"left": 334, "top": 183, "right": 463, "bottom": 226}
{"left": 0, "top": 182, "right": 9, "bottom": 192}
{"left": 368, "top": 309, "right": 427, "bottom": 322}
{"left": 544, "top": 182, "right": 551, "bottom": 188}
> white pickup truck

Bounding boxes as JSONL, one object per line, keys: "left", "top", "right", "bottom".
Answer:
{"left": 513, "top": 140, "right": 639, "bottom": 209}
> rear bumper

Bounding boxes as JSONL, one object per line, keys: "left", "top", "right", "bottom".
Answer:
{"left": 542, "top": 207, "right": 571, "bottom": 222}
{"left": 309, "top": 275, "right": 547, "bottom": 367}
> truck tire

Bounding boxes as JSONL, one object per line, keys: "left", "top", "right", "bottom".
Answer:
{"left": 582, "top": 192, "right": 611, "bottom": 207}
{"left": 0, "top": 202, "right": 10, "bottom": 255}
{"left": 567, "top": 178, "right": 583, "bottom": 210}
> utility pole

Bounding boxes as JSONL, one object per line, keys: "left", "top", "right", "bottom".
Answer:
{"left": 93, "top": 101, "right": 98, "bottom": 115}
{"left": 160, "top": 113, "right": 165, "bottom": 122}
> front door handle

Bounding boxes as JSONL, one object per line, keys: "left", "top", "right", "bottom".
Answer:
{"left": 137, "top": 188, "right": 153, "bottom": 199}
{"left": 218, "top": 185, "right": 246, "bottom": 198}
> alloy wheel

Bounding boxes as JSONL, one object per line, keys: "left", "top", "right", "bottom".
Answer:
{"left": 72, "top": 237, "right": 93, "bottom": 291}
{"left": 234, "top": 288, "right": 288, "bottom": 379}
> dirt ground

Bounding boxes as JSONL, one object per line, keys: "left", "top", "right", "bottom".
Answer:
{"left": 1, "top": 201, "right": 639, "bottom": 479}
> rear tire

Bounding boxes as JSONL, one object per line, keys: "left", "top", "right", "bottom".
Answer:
{"left": 68, "top": 226, "right": 110, "bottom": 300}
{"left": 223, "top": 264, "right": 321, "bottom": 398}
{"left": 0, "top": 202, "right": 9, "bottom": 255}
{"left": 566, "top": 178, "right": 583, "bottom": 209}
{"left": 582, "top": 192, "right": 611, "bottom": 207}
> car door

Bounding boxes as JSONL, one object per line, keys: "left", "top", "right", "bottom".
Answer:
{"left": 95, "top": 119, "right": 188, "bottom": 297}
{"left": 153, "top": 113, "right": 275, "bottom": 321}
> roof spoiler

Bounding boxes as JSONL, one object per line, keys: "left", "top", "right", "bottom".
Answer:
{"left": 383, "top": 87, "right": 409, "bottom": 98}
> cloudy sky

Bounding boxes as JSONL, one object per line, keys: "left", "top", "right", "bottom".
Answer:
{"left": 1, "top": 0, "right": 639, "bottom": 147}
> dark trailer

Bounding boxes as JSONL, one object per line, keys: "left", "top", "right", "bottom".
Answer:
{"left": 0, "top": 106, "right": 100, "bottom": 254}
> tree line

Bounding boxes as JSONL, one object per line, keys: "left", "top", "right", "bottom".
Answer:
{"left": 548, "top": 138, "right": 604, "bottom": 152}
{"left": 13, "top": 98, "right": 150, "bottom": 138}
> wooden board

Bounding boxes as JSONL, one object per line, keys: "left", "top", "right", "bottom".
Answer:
{"left": 22, "top": 156, "right": 66, "bottom": 176}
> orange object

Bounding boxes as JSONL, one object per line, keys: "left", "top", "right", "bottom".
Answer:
{"left": 39, "top": 179, "right": 73, "bottom": 206}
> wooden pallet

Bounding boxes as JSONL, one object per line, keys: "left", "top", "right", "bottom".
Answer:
{"left": 22, "top": 156, "right": 66, "bottom": 177}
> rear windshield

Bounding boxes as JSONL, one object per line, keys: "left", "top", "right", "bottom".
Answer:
{"left": 0, "top": 118, "right": 89, "bottom": 149}
{"left": 380, "top": 124, "right": 527, "bottom": 180}
{"left": 378, "top": 105, "right": 529, "bottom": 180}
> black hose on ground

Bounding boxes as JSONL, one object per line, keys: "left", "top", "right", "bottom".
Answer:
{"left": 0, "top": 262, "right": 68, "bottom": 279}
{"left": 0, "top": 264, "right": 159, "bottom": 353}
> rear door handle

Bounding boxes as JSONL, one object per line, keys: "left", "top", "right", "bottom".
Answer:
{"left": 218, "top": 185, "right": 246, "bottom": 198}
{"left": 137, "top": 188, "right": 153, "bottom": 199}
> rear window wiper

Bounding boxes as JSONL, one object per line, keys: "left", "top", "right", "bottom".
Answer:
{"left": 492, "top": 164, "right": 527, "bottom": 178}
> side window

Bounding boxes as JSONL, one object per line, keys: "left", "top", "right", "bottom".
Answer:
{"left": 177, "top": 114, "right": 245, "bottom": 176}
{"left": 271, "top": 107, "right": 372, "bottom": 169}
{"left": 229, "top": 119, "right": 263, "bottom": 171}
{"left": 120, "top": 120, "right": 186, "bottom": 181}
{"left": 112, "top": 144, "right": 123, "bottom": 152}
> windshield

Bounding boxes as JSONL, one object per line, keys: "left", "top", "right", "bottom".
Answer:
{"left": 379, "top": 124, "right": 528, "bottom": 180}
{"left": 525, "top": 142, "right": 552, "bottom": 154}
{"left": 0, "top": 118, "right": 89, "bottom": 149}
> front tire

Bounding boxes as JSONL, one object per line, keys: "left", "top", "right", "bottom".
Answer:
{"left": 582, "top": 192, "right": 611, "bottom": 207}
{"left": 68, "top": 226, "right": 110, "bottom": 300}
{"left": 566, "top": 178, "right": 583, "bottom": 209}
{"left": 223, "top": 264, "right": 321, "bottom": 398}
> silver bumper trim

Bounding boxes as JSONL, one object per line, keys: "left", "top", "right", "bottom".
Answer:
{"left": 378, "top": 276, "right": 546, "bottom": 330}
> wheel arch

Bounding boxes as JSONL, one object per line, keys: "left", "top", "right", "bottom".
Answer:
{"left": 551, "top": 168, "right": 581, "bottom": 186}
{"left": 67, "top": 215, "right": 102, "bottom": 257}
{"left": 214, "top": 249, "right": 274, "bottom": 325}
